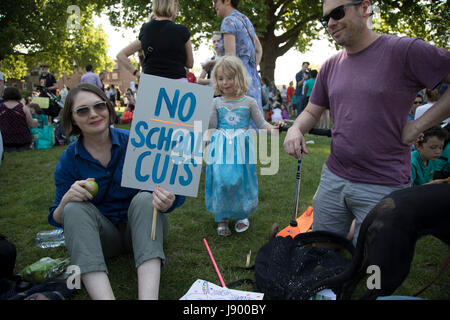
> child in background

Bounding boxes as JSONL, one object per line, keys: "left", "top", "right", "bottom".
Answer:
{"left": 271, "top": 101, "right": 283, "bottom": 122}
{"left": 411, "top": 125, "right": 449, "bottom": 185}
{"left": 29, "top": 103, "right": 48, "bottom": 128}
{"left": 434, "top": 124, "right": 450, "bottom": 179}
{"left": 281, "top": 104, "right": 290, "bottom": 120}
{"left": 205, "top": 56, "right": 282, "bottom": 236}
{"left": 286, "top": 81, "right": 295, "bottom": 116}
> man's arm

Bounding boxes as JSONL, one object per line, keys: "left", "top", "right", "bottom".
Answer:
{"left": 402, "top": 72, "right": 450, "bottom": 145}
{"left": 283, "top": 102, "right": 326, "bottom": 159}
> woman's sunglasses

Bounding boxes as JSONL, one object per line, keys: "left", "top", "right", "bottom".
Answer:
{"left": 73, "top": 101, "right": 108, "bottom": 117}
{"left": 320, "top": 0, "right": 363, "bottom": 28}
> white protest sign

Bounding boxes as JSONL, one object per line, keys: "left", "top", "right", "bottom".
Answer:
{"left": 121, "top": 74, "right": 214, "bottom": 197}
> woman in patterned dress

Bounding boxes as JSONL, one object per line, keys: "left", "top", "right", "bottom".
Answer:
{"left": 213, "top": 0, "right": 264, "bottom": 127}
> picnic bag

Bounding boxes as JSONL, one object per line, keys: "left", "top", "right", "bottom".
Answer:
{"left": 120, "top": 111, "right": 133, "bottom": 124}
{"left": 31, "top": 125, "right": 55, "bottom": 150}
{"left": 228, "top": 231, "right": 354, "bottom": 300}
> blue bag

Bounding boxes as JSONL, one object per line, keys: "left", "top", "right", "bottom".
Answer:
{"left": 30, "top": 125, "right": 54, "bottom": 150}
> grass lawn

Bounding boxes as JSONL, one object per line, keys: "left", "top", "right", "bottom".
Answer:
{"left": 0, "top": 124, "right": 448, "bottom": 300}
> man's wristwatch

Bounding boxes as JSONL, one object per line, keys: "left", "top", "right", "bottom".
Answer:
{"left": 133, "top": 69, "right": 139, "bottom": 76}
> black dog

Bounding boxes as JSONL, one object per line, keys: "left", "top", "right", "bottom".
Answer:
{"left": 313, "top": 183, "right": 450, "bottom": 300}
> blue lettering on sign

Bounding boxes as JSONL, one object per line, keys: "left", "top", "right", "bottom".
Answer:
{"left": 158, "top": 127, "right": 173, "bottom": 151}
{"left": 131, "top": 121, "right": 148, "bottom": 148}
{"left": 170, "top": 163, "right": 179, "bottom": 185}
{"left": 146, "top": 127, "right": 159, "bottom": 149}
{"left": 154, "top": 87, "right": 196, "bottom": 122}
{"left": 179, "top": 158, "right": 197, "bottom": 186}
{"left": 155, "top": 88, "right": 179, "bottom": 118}
{"left": 135, "top": 151, "right": 152, "bottom": 181}
{"left": 178, "top": 92, "right": 196, "bottom": 122}
{"left": 152, "top": 153, "right": 170, "bottom": 184}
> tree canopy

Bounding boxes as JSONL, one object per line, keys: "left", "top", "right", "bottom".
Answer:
{"left": 102, "top": 0, "right": 449, "bottom": 81}
{"left": 2, "top": 1, "right": 448, "bottom": 82}
{"left": 0, "top": 0, "right": 113, "bottom": 80}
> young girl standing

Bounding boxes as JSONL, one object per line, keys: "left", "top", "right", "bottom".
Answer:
{"left": 205, "top": 56, "right": 282, "bottom": 236}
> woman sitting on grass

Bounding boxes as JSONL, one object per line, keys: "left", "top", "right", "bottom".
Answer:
{"left": 47, "top": 83, "right": 185, "bottom": 300}
{"left": 28, "top": 103, "right": 48, "bottom": 128}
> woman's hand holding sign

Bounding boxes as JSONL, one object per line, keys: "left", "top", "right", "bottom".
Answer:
{"left": 152, "top": 186, "right": 176, "bottom": 213}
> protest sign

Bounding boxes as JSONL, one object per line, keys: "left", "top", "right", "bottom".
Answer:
{"left": 32, "top": 97, "right": 49, "bottom": 109}
{"left": 121, "top": 74, "right": 214, "bottom": 197}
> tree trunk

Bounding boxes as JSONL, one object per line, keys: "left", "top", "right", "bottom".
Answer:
{"left": 259, "top": 36, "right": 279, "bottom": 82}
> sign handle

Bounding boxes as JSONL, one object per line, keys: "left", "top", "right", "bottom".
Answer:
{"left": 151, "top": 207, "right": 157, "bottom": 240}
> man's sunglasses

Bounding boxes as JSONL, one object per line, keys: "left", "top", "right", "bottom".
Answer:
{"left": 320, "top": 0, "right": 363, "bottom": 28}
{"left": 73, "top": 101, "right": 108, "bottom": 117}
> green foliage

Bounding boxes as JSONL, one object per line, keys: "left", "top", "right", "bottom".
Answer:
{"left": 101, "top": 0, "right": 448, "bottom": 80}
{"left": 374, "top": 0, "right": 449, "bottom": 49}
{"left": 0, "top": 0, "right": 114, "bottom": 79}
{"left": 1, "top": 129, "right": 448, "bottom": 300}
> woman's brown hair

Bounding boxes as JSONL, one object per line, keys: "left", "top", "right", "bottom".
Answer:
{"left": 61, "top": 83, "right": 116, "bottom": 137}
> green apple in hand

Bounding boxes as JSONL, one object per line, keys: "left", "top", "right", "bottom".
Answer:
{"left": 84, "top": 180, "right": 98, "bottom": 196}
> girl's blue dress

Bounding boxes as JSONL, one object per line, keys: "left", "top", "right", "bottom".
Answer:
{"left": 205, "top": 97, "right": 266, "bottom": 222}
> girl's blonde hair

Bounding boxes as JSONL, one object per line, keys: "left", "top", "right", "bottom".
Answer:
{"left": 152, "top": 0, "right": 177, "bottom": 18}
{"left": 212, "top": 56, "right": 249, "bottom": 97}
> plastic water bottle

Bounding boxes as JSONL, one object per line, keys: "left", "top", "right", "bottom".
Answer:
{"left": 36, "top": 229, "right": 65, "bottom": 248}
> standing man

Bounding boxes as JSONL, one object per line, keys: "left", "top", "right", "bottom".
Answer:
{"left": 80, "top": 64, "right": 103, "bottom": 89}
{"left": 294, "top": 62, "right": 310, "bottom": 116}
{"left": 39, "top": 63, "right": 58, "bottom": 95}
{"left": 38, "top": 63, "right": 60, "bottom": 120}
{"left": 283, "top": 0, "right": 450, "bottom": 244}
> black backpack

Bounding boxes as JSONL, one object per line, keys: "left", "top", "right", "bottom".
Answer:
{"left": 228, "top": 231, "right": 354, "bottom": 300}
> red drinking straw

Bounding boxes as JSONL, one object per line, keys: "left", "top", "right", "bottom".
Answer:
{"left": 203, "top": 238, "right": 226, "bottom": 288}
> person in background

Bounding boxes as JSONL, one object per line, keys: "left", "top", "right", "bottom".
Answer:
{"left": 99, "top": 71, "right": 106, "bottom": 92}
{"left": 116, "top": 0, "right": 194, "bottom": 82}
{"left": 59, "top": 86, "right": 70, "bottom": 106}
{"left": 261, "top": 77, "right": 271, "bottom": 121}
{"left": 271, "top": 101, "right": 283, "bottom": 122}
{"left": 198, "top": 31, "right": 222, "bottom": 86}
{"left": 294, "top": 62, "right": 310, "bottom": 116}
{"left": 286, "top": 81, "right": 295, "bottom": 116}
{"left": 408, "top": 94, "right": 424, "bottom": 122}
{"left": 0, "top": 87, "right": 38, "bottom": 152}
{"left": 38, "top": 63, "right": 60, "bottom": 120}
{"left": 28, "top": 103, "right": 48, "bottom": 128}
{"left": 415, "top": 88, "right": 450, "bottom": 126}
{"left": 80, "top": 65, "right": 103, "bottom": 89}
{"left": 411, "top": 125, "right": 448, "bottom": 185}
{"left": 213, "top": 0, "right": 264, "bottom": 127}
